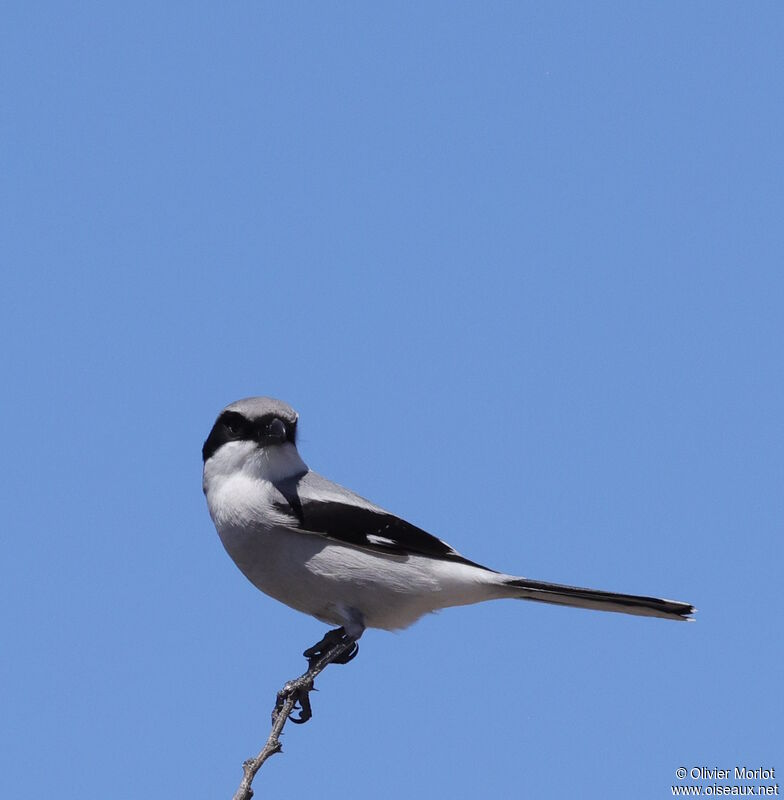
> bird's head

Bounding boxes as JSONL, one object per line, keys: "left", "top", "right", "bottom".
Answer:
{"left": 202, "top": 396, "right": 302, "bottom": 478}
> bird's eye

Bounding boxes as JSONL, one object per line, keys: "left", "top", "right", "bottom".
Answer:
{"left": 222, "top": 414, "right": 245, "bottom": 436}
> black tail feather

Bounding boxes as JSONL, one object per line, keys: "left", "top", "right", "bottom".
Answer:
{"left": 505, "top": 577, "right": 695, "bottom": 621}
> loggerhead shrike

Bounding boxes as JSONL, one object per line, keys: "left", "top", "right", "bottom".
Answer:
{"left": 203, "top": 397, "right": 694, "bottom": 667}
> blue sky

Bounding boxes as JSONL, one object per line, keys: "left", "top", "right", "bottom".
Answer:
{"left": 2, "top": 3, "right": 782, "bottom": 798}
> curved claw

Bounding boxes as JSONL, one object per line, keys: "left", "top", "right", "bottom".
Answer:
{"left": 288, "top": 689, "right": 313, "bottom": 724}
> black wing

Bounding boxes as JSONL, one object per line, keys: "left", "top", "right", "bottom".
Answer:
{"left": 273, "top": 470, "right": 489, "bottom": 569}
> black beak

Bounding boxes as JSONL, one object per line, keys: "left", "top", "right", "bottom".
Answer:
{"left": 261, "top": 417, "right": 287, "bottom": 444}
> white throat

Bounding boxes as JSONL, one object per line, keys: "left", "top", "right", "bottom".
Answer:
{"left": 204, "top": 440, "right": 308, "bottom": 488}
{"left": 251, "top": 442, "right": 309, "bottom": 482}
{"left": 202, "top": 441, "right": 308, "bottom": 532}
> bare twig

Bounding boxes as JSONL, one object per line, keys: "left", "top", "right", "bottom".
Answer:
{"left": 232, "top": 637, "right": 356, "bottom": 800}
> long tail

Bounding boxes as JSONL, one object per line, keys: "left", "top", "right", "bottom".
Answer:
{"left": 505, "top": 577, "right": 695, "bottom": 621}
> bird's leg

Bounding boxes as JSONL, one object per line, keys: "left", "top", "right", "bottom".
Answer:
{"left": 303, "top": 626, "right": 359, "bottom": 668}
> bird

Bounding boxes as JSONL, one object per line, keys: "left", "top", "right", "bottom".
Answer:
{"left": 202, "top": 396, "right": 694, "bottom": 716}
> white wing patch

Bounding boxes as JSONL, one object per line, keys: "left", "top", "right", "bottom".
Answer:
{"left": 366, "top": 534, "right": 398, "bottom": 547}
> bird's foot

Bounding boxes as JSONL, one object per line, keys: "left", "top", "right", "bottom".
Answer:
{"left": 303, "top": 626, "right": 359, "bottom": 669}
{"left": 272, "top": 628, "right": 359, "bottom": 725}
{"left": 274, "top": 677, "right": 314, "bottom": 725}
